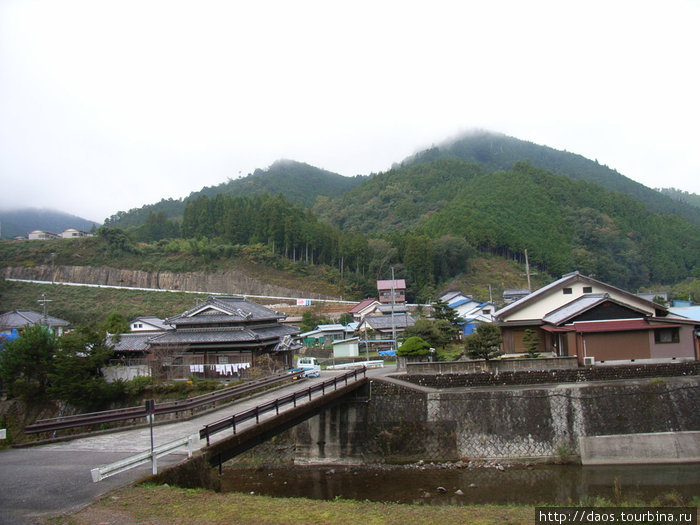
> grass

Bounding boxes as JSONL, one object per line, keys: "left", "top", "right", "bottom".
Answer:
{"left": 44, "top": 485, "right": 534, "bottom": 525}
{"left": 44, "top": 484, "right": 700, "bottom": 525}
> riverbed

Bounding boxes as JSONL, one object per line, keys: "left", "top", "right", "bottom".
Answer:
{"left": 220, "top": 463, "right": 699, "bottom": 505}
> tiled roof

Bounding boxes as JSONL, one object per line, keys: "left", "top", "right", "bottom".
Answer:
{"left": 152, "top": 324, "right": 299, "bottom": 346}
{"left": 542, "top": 294, "right": 610, "bottom": 325}
{"left": 349, "top": 298, "right": 378, "bottom": 314}
{"left": 495, "top": 272, "right": 664, "bottom": 320}
{"left": 131, "top": 316, "right": 171, "bottom": 331}
{"left": 376, "top": 279, "right": 406, "bottom": 291}
{"left": 167, "top": 296, "right": 282, "bottom": 326}
{"left": 108, "top": 333, "right": 164, "bottom": 352}
{"left": 362, "top": 314, "right": 415, "bottom": 330}
{"left": 0, "top": 310, "right": 70, "bottom": 329}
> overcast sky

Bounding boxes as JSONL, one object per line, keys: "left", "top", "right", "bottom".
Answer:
{"left": 1, "top": 0, "right": 699, "bottom": 223}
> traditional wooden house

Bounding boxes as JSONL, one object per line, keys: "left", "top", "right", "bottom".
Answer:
{"left": 494, "top": 272, "right": 697, "bottom": 364}
{"left": 377, "top": 279, "right": 406, "bottom": 304}
{"left": 349, "top": 298, "right": 381, "bottom": 321}
{"left": 357, "top": 313, "right": 415, "bottom": 350}
{"left": 148, "top": 295, "right": 301, "bottom": 369}
{"left": 0, "top": 309, "right": 70, "bottom": 336}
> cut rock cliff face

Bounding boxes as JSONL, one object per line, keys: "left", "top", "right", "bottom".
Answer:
{"left": 3, "top": 265, "right": 327, "bottom": 299}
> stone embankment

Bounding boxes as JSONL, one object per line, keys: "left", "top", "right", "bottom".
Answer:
{"left": 231, "top": 369, "right": 699, "bottom": 466}
{"left": 3, "top": 265, "right": 327, "bottom": 299}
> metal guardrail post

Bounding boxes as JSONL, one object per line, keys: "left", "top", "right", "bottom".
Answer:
{"left": 232, "top": 414, "right": 236, "bottom": 434}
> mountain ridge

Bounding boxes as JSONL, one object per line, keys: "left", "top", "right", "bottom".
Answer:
{"left": 0, "top": 208, "right": 98, "bottom": 239}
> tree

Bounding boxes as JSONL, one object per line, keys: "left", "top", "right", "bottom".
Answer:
{"left": 465, "top": 323, "right": 503, "bottom": 360}
{"left": 403, "top": 318, "right": 454, "bottom": 349}
{"left": 397, "top": 336, "right": 431, "bottom": 357}
{"left": 0, "top": 324, "right": 58, "bottom": 401}
{"left": 101, "top": 312, "right": 129, "bottom": 336}
{"left": 522, "top": 328, "right": 541, "bottom": 358}
{"left": 431, "top": 299, "right": 463, "bottom": 336}
{"left": 48, "top": 327, "right": 119, "bottom": 411}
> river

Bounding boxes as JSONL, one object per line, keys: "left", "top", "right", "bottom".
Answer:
{"left": 220, "top": 463, "right": 699, "bottom": 506}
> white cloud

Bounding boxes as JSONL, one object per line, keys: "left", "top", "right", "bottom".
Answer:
{"left": 1, "top": 0, "right": 699, "bottom": 222}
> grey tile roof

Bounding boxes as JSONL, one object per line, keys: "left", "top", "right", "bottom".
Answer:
{"left": 362, "top": 314, "right": 415, "bottom": 331}
{"left": 108, "top": 333, "right": 164, "bottom": 352}
{"left": 151, "top": 324, "right": 299, "bottom": 346}
{"left": 167, "top": 296, "right": 282, "bottom": 326}
{"left": 0, "top": 310, "right": 70, "bottom": 330}
{"left": 542, "top": 294, "right": 608, "bottom": 325}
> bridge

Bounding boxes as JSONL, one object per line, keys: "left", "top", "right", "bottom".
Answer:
{"left": 0, "top": 368, "right": 371, "bottom": 524}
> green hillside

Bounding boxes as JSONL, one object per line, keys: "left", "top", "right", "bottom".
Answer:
{"left": 657, "top": 187, "right": 700, "bottom": 209}
{"left": 105, "top": 160, "right": 365, "bottom": 228}
{"left": 403, "top": 131, "right": 700, "bottom": 226}
{"left": 316, "top": 158, "right": 698, "bottom": 290}
{"left": 420, "top": 162, "right": 698, "bottom": 288}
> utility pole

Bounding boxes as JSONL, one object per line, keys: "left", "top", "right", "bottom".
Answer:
{"left": 390, "top": 267, "right": 396, "bottom": 352}
{"left": 524, "top": 249, "right": 531, "bottom": 292}
{"left": 37, "top": 293, "right": 52, "bottom": 325}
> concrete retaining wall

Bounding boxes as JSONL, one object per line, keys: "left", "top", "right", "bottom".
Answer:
{"left": 400, "top": 362, "right": 698, "bottom": 389}
{"left": 406, "top": 357, "right": 578, "bottom": 375}
{"left": 231, "top": 375, "right": 700, "bottom": 465}
{"left": 579, "top": 431, "right": 700, "bottom": 465}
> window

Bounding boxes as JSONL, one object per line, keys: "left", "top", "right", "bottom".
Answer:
{"left": 654, "top": 328, "right": 680, "bottom": 344}
{"left": 583, "top": 286, "right": 593, "bottom": 293}
{"left": 563, "top": 288, "right": 573, "bottom": 294}
{"left": 483, "top": 309, "right": 491, "bottom": 315}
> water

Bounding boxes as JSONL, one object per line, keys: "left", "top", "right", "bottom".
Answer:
{"left": 220, "top": 464, "right": 700, "bottom": 505}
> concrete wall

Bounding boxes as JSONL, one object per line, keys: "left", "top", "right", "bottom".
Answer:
{"left": 233, "top": 374, "right": 699, "bottom": 466}
{"left": 579, "top": 431, "right": 700, "bottom": 465}
{"left": 3, "top": 265, "right": 328, "bottom": 299}
{"left": 405, "top": 357, "right": 578, "bottom": 375}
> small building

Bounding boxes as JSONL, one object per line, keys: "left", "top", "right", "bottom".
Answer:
{"left": 332, "top": 337, "right": 360, "bottom": 358}
{"left": 148, "top": 295, "right": 301, "bottom": 369}
{"left": 459, "top": 301, "right": 497, "bottom": 335}
{"left": 129, "top": 316, "right": 171, "bottom": 332}
{"left": 494, "top": 272, "right": 697, "bottom": 364}
{"left": 60, "top": 228, "right": 92, "bottom": 239}
{"left": 28, "top": 230, "right": 59, "bottom": 240}
{"left": 0, "top": 309, "right": 70, "bottom": 336}
{"left": 503, "top": 289, "right": 530, "bottom": 304}
{"left": 299, "top": 324, "right": 348, "bottom": 346}
{"left": 357, "top": 313, "right": 415, "bottom": 350}
{"left": 377, "top": 279, "right": 406, "bottom": 305}
{"left": 349, "top": 298, "right": 380, "bottom": 321}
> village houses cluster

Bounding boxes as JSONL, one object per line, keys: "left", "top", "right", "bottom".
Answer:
{"left": 1, "top": 271, "right": 698, "bottom": 382}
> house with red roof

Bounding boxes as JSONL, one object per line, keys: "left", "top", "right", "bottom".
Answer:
{"left": 493, "top": 272, "right": 698, "bottom": 364}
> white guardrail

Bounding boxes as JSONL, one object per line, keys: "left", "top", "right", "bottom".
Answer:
{"left": 325, "top": 360, "right": 384, "bottom": 370}
{"left": 90, "top": 433, "right": 199, "bottom": 482}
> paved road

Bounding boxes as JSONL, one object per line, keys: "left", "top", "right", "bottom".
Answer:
{"left": 0, "top": 369, "right": 381, "bottom": 524}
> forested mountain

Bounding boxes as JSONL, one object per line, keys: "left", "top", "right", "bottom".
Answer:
{"left": 42, "top": 130, "right": 697, "bottom": 300}
{"left": 419, "top": 162, "right": 698, "bottom": 288}
{"left": 0, "top": 208, "right": 98, "bottom": 239}
{"left": 402, "top": 131, "right": 700, "bottom": 226}
{"left": 657, "top": 187, "right": 700, "bottom": 209}
{"left": 105, "top": 160, "right": 364, "bottom": 228}
{"left": 181, "top": 160, "right": 698, "bottom": 295}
